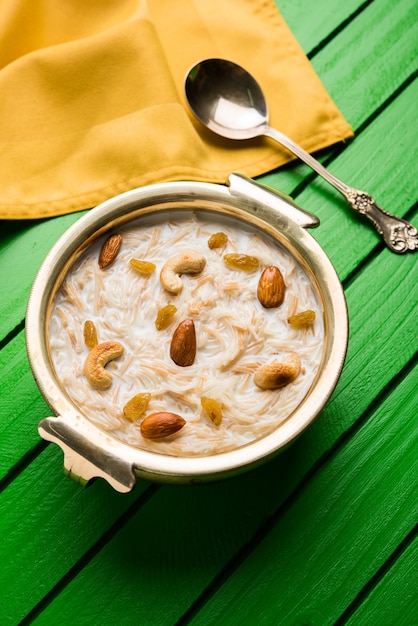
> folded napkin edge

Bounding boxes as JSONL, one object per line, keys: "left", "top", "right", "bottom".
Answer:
{"left": 0, "top": 119, "right": 353, "bottom": 220}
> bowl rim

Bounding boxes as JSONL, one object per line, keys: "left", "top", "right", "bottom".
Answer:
{"left": 26, "top": 174, "right": 348, "bottom": 491}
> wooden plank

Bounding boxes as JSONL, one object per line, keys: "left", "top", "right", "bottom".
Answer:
{"left": 4, "top": 210, "right": 413, "bottom": 486}
{"left": 263, "top": 0, "right": 418, "bottom": 206}
{"left": 4, "top": 99, "right": 416, "bottom": 482}
{"left": 0, "top": 211, "right": 85, "bottom": 342}
{"left": 29, "top": 468, "right": 292, "bottom": 626}
{"left": 287, "top": 78, "right": 418, "bottom": 280}
{"left": 309, "top": 0, "right": 418, "bottom": 125}
{"left": 0, "top": 330, "right": 50, "bottom": 481}
{"left": 345, "top": 533, "right": 418, "bottom": 625}
{"left": 276, "top": 0, "right": 369, "bottom": 54}
{"left": 0, "top": 3, "right": 415, "bottom": 623}
{"left": 0, "top": 100, "right": 418, "bottom": 476}
{"left": 180, "top": 368, "right": 418, "bottom": 626}
{"left": 288, "top": 219, "right": 418, "bottom": 462}
{"left": 0, "top": 444, "right": 151, "bottom": 625}
{"left": 27, "top": 363, "right": 417, "bottom": 625}
{"left": 8, "top": 243, "right": 414, "bottom": 624}
{"left": 0, "top": 0, "right": 418, "bottom": 339}
{"left": 0, "top": 0, "right": 415, "bottom": 344}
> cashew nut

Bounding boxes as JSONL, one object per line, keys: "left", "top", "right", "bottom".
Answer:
{"left": 254, "top": 353, "right": 301, "bottom": 390}
{"left": 84, "top": 340, "right": 124, "bottom": 389}
{"left": 160, "top": 250, "right": 206, "bottom": 294}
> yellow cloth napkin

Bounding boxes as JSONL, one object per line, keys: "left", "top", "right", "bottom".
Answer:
{"left": 0, "top": 0, "right": 353, "bottom": 219}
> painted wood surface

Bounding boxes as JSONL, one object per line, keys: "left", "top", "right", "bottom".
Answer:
{"left": 0, "top": 0, "right": 417, "bottom": 624}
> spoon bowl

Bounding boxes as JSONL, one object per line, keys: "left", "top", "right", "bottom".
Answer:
{"left": 184, "top": 58, "right": 418, "bottom": 254}
{"left": 185, "top": 59, "right": 268, "bottom": 140}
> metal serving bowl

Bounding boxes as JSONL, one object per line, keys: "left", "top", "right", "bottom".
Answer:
{"left": 26, "top": 174, "right": 348, "bottom": 492}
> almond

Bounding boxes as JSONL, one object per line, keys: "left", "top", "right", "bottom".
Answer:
{"left": 140, "top": 412, "right": 186, "bottom": 440}
{"left": 257, "top": 265, "right": 285, "bottom": 308}
{"left": 170, "top": 319, "right": 196, "bottom": 366}
{"left": 98, "top": 234, "right": 122, "bottom": 269}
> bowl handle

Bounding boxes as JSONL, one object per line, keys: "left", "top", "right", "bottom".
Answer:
{"left": 38, "top": 416, "right": 137, "bottom": 493}
{"left": 227, "top": 173, "right": 320, "bottom": 229}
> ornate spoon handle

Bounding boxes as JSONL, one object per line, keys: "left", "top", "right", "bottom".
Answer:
{"left": 343, "top": 189, "right": 418, "bottom": 253}
{"left": 264, "top": 126, "right": 418, "bottom": 253}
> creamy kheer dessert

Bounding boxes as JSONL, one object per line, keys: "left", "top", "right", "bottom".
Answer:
{"left": 49, "top": 211, "right": 324, "bottom": 456}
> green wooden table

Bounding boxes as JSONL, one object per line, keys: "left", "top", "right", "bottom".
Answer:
{"left": 1, "top": 1, "right": 417, "bottom": 624}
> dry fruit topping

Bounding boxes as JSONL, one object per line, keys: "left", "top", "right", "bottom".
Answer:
{"left": 223, "top": 253, "right": 259, "bottom": 271}
{"left": 123, "top": 393, "right": 151, "bottom": 420}
{"left": 130, "top": 259, "right": 156, "bottom": 274}
{"left": 257, "top": 266, "right": 285, "bottom": 308}
{"left": 201, "top": 396, "right": 223, "bottom": 426}
{"left": 288, "top": 310, "right": 316, "bottom": 327}
{"left": 208, "top": 232, "right": 228, "bottom": 249}
{"left": 140, "top": 412, "right": 186, "bottom": 440}
{"left": 254, "top": 353, "right": 301, "bottom": 390}
{"left": 155, "top": 304, "right": 177, "bottom": 330}
{"left": 170, "top": 319, "right": 196, "bottom": 366}
{"left": 83, "top": 320, "right": 98, "bottom": 349}
{"left": 160, "top": 250, "right": 206, "bottom": 294}
{"left": 84, "top": 341, "right": 124, "bottom": 389}
{"left": 98, "top": 234, "right": 122, "bottom": 269}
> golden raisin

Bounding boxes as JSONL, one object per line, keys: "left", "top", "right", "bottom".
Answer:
{"left": 123, "top": 393, "right": 151, "bottom": 420}
{"left": 208, "top": 232, "right": 228, "bottom": 249}
{"left": 288, "top": 310, "right": 316, "bottom": 327}
{"left": 201, "top": 396, "right": 223, "bottom": 426}
{"left": 130, "top": 259, "right": 156, "bottom": 274}
{"left": 223, "top": 253, "right": 259, "bottom": 271}
{"left": 83, "top": 320, "right": 98, "bottom": 349}
{"left": 155, "top": 304, "right": 177, "bottom": 330}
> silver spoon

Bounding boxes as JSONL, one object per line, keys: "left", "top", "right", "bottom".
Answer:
{"left": 184, "top": 58, "right": 417, "bottom": 253}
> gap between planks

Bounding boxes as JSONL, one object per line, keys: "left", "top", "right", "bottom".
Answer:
{"left": 280, "top": 70, "right": 418, "bottom": 209}
{"left": 16, "top": 353, "right": 416, "bottom": 626}
{"left": 305, "top": 0, "right": 376, "bottom": 60}
{"left": 173, "top": 353, "right": 418, "bottom": 626}
{"left": 341, "top": 204, "right": 418, "bottom": 291}
{"left": 334, "top": 522, "right": 418, "bottom": 625}
{"left": 19, "top": 482, "right": 161, "bottom": 626}
{"left": 0, "top": 318, "right": 25, "bottom": 352}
